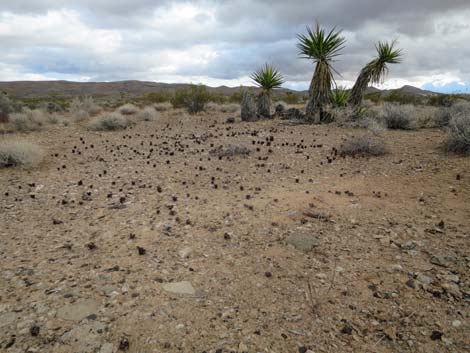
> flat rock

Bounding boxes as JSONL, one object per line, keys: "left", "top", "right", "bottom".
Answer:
{"left": 57, "top": 299, "right": 101, "bottom": 322}
{"left": 59, "top": 321, "right": 107, "bottom": 353}
{"left": 286, "top": 233, "right": 320, "bottom": 252}
{"left": 162, "top": 281, "right": 195, "bottom": 295}
{"left": 0, "top": 312, "right": 18, "bottom": 327}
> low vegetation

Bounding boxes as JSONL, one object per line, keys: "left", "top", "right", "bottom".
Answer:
{"left": 339, "top": 135, "right": 388, "bottom": 157}
{"left": 171, "top": 85, "right": 210, "bottom": 114}
{"left": 136, "top": 107, "right": 158, "bottom": 121}
{"left": 119, "top": 103, "right": 139, "bottom": 115}
{"left": 378, "top": 103, "right": 416, "bottom": 130}
{"left": 0, "top": 141, "right": 44, "bottom": 168}
{"left": 88, "top": 113, "right": 132, "bottom": 131}
{"left": 443, "top": 115, "right": 470, "bottom": 155}
{"left": 8, "top": 109, "right": 47, "bottom": 132}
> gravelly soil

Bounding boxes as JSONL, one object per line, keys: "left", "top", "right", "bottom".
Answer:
{"left": 1, "top": 110, "right": 469, "bottom": 353}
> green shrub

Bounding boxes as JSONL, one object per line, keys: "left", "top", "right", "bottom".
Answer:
{"left": 331, "top": 88, "right": 350, "bottom": 107}
{"left": 0, "top": 141, "right": 44, "bottom": 168}
{"left": 88, "top": 113, "right": 132, "bottom": 131}
{"left": 141, "top": 92, "right": 172, "bottom": 104}
{"left": 171, "top": 85, "right": 210, "bottom": 114}
{"left": 428, "top": 94, "right": 456, "bottom": 107}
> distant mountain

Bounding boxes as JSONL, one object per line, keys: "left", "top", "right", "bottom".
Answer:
{"left": 0, "top": 80, "right": 446, "bottom": 100}
{"left": 0, "top": 80, "right": 301, "bottom": 99}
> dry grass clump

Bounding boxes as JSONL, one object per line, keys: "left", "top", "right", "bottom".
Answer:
{"left": 442, "top": 115, "right": 470, "bottom": 155}
{"left": 118, "top": 103, "right": 139, "bottom": 115}
{"left": 378, "top": 103, "right": 416, "bottom": 130}
{"left": 0, "top": 141, "right": 44, "bottom": 168}
{"left": 70, "top": 96, "right": 101, "bottom": 121}
{"left": 136, "top": 107, "right": 158, "bottom": 121}
{"left": 206, "top": 102, "right": 240, "bottom": 113}
{"left": 209, "top": 144, "right": 251, "bottom": 157}
{"left": 339, "top": 135, "right": 388, "bottom": 157}
{"left": 153, "top": 102, "right": 173, "bottom": 112}
{"left": 88, "top": 113, "right": 132, "bottom": 131}
{"left": 8, "top": 109, "right": 47, "bottom": 132}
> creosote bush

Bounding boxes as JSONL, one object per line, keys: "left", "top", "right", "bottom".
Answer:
{"left": 171, "top": 85, "right": 210, "bottom": 114}
{"left": 0, "top": 141, "right": 44, "bottom": 168}
{"left": 443, "top": 115, "right": 470, "bottom": 155}
{"left": 339, "top": 135, "right": 388, "bottom": 157}
{"left": 88, "top": 113, "right": 132, "bottom": 131}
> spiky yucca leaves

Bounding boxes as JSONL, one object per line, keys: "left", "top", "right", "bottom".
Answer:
{"left": 331, "top": 87, "right": 350, "bottom": 107}
{"left": 251, "top": 64, "right": 284, "bottom": 118}
{"left": 349, "top": 40, "right": 403, "bottom": 107}
{"left": 297, "top": 24, "right": 346, "bottom": 123}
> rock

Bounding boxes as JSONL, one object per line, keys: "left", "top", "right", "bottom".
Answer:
{"left": 162, "top": 281, "right": 196, "bottom": 295}
{"left": 226, "top": 117, "right": 235, "bottom": 124}
{"left": 238, "top": 342, "right": 248, "bottom": 353}
{"left": 118, "top": 337, "right": 130, "bottom": 351}
{"left": 240, "top": 92, "right": 258, "bottom": 122}
{"left": 441, "top": 282, "right": 462, "bottom": 298}
{"left": 100, "top": 343, "right": 114, "bottom": 353}
{"left": 178, "top": 247, "right": 192, "bottom": 259}
{"left": 430, "top": 330, "right": 443, "bottom": 340}
{"left": 59, "top": 321, "right": 107, "bottom": 352}
{"left": 390, "top": 264, "right": 403, "bottom": 272}
{"left": 0, "top": 312, "right": 18, "bottom": 328}
{"left": 415, "top": 273, "right": 433, "bottom": 285}
{"left": 286, "top": 233, "right": 320, "bottom": 253}
{"left": 452, "top": 320, "right": 462, "bottom": 328}
{"left": 430, "top": 254, "right": 456, "bottom": 268}
{"left": 96, "top": 285, "right": 119, "bottom": 297}
{"left": 57, "top": 299, "right": 100, "bottom": 322}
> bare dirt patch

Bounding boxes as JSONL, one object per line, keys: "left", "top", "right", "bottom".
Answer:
{"left": 1, "top": 109, "right": 469, "bottom": 353}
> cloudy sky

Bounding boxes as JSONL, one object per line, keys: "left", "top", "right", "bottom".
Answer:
{"left": 1, "top": 0, "right": 469, "bottom": 93}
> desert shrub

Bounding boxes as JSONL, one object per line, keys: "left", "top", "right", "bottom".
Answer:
{"left": 88, "top": 113, "right": 132, "bottom": 131}
{"left": 118, "top": 103, "right": 139, "bottom": 115}
{"left": 442, "top": 115, "right": 470, "bottom": 155}
{"left": 278, "top": 91, "right": 302, "bottom": 105}
{"left": 228, "top": 91, "right": 243, "bottom": 104}
{"left": 206, "top": 102, "right": 239, "bottom": 113}
{"left": 153, "top": 102, "right": 172, "bottom": 112}
{"left": 171, "top": 85, "right": 210, "bottom": 114}
{"left": 70, "top": 96, "right": 101, "bottom": 116}
{"left": 339, "top": 135, "right": 388, "bottom": 157}
{"left": 428, "top": 94, "right": 456, "bottom": 107}
{"left": 0, "top": 141, "right": 44, "bottom": 168}
{"left": 209, "top": 144, "right": 251, "bottom": 157}
{"left": 8, "top": 109, "right": 46, "bottom": 132}
{"left": 141, "top": 92, "right": 172, "bottom": 104}
{"left": 40, "top": 101, "right": 65, "bottom": 113}
{"left": 0, "top": 93, "right": 20, "bottom": 123}
{"left": 73, "top": 110, "right": 89, "bottom": 122}
{"left": 378, "top": 103, "right": 416, "bottom": 130}
{"left": 383, "top": 90, "right": 423, "bottom": 105}
{"left": 136, "top": 107, "right": 158, "bottom": 121}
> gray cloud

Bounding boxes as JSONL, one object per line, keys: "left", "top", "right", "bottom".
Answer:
{"left": 0, "top": 0, "right": 469, "bottom": 90}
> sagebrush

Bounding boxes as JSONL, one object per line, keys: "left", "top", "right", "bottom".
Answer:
{"left": 0, "top": 141, "right": 44, "bottom": 168}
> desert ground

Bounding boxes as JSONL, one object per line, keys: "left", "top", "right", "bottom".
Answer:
{"left": 1, "top": 108, "right": 469, "bottom": 353}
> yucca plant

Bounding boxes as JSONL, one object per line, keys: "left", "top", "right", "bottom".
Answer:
{"left": 251, "top": 63, "right": 284, "bottom": 118}
{"left": 297, "top": 23, "right": 346, "bottom": 123}
{"left": 331, "top": 87, "right": 350, "bottom": 107}
{"left": 348, "top": 40, "right": 403, "bottom": 107}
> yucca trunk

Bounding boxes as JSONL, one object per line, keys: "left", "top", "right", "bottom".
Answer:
{"left": 305, "top": 61, "right": 333, "bottom": 123}
{"left": 257, "top": 91, "right": 271, "bottom": 118}
{"left": 348, "top": 66, "right": 373, "bottom": 107}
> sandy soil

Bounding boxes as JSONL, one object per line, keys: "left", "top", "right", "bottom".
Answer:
{"left": 1, "top": 110, "right": 469, "bottom": 353}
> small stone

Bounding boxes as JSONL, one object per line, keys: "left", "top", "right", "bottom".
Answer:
{"left": 265, "top": 271, "right": 272, "bottom": 278}
{"left": 137, "top": 246, "right": 146, "bottom": 255}
{"left": 286, "top": 233, "right": 319, "bottom": 253}
{"left": 178, "top": 247, "right": 192, "bottom": 259}
{"left": 30, "top": 325, "right": 40, "bottom": 336}
{"left": 238, "top": 342, "right": 248, "bottom": 353}
{"left": 415, "top": 273, "right": 433, "bottom": 285}
{"left": 391, "top": 264, "right": 403, "bottom": 272}
{"left": 0, "top": 312, "right": 18, "bottom": 327}
{"left": 118, "top": 337, "right": 130, "bottom": 351}
{"left": 57, "top": 299, "right": 100, "bottom": 322}
{"left": 430, "top": 330, "right": 443, "bottom": 340}
{"left": 100, "top": 343, "right": 114, "bottom": 353}
{"left": 452, "top": 320, "right": 461, "bottom": 328}
{"left": 162, "top": 281, "right": 196, "bottom": 295}
{"left": 341, "top": 323, "right": 353, "bottom": 335}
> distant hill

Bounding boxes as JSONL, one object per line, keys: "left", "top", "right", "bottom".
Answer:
{"left": 0, "top": 80, "right": 302, "bottom": 99}
{"left": 0, "top": 80, "right": 445, "bottom": 100}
